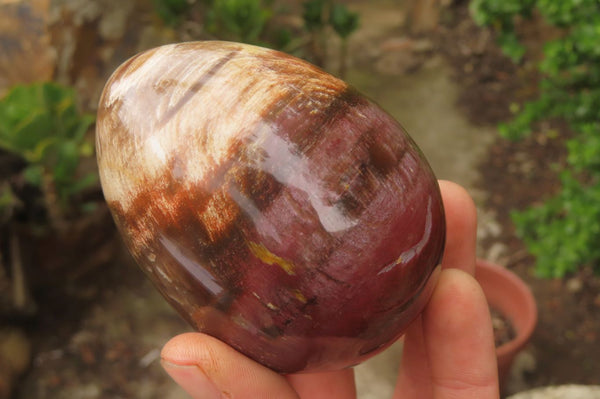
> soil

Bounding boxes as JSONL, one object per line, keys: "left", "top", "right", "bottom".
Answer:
{"left": 1, "top": 0, "right": 600, "bottom": 398}
{"left": 491, "top": 307, "right": 517, "bottom": 348}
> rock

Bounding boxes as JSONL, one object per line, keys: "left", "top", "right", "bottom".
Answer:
{"left": 0, "top": 328, "right": 32, "bottom": 399}
{"left": 506, "top": 350, "right": 537, "bottom": 394}
{"left": 408, "top": 0, "right": 440, "bottom": 34}
{"left": 566, "top": 277, "right": 584, "bottom": 294}
{"left": 0, "top": 328, "right": 31, "bottom": 376}
{"left": 486, "top": 242, "right": 508, "bottom": 264}
{"left": 477, "top": 209, "right": 502, "bottom": 241}
{"left": 97, "top": 41, "right": 446, "bottom": 373}
{"left": 376, "top": 38, "right": 426, "bottom": 75}
{"left": 380, "top": 37, "right": 433, "bottom": 53}
{"left": 0, "top": 0, "right": 55, "bottom": 96}
{"left": 508, "top": 385, "right": 600, "bottom": 399}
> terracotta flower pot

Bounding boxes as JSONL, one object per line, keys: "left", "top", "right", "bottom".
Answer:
{"left": 475, "top": 259, "right": 537, "bottom": 388}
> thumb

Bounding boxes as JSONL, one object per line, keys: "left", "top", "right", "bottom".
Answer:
{"left": 161, "top": 332, "right": 300, "bottom": 399}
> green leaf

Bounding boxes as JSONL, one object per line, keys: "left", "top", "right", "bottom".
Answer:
{"left": 211, "top": 0, "right": 272, "bottom": 43}
{"left": 0, "top": 82, "right": 99, "bottom": 216}
{"left": 469, "top": 0, "right": 535, "bottom": 27}
{"left": 23, "top": 164, "right": 43, "bottom": 187}
{"left": 152, "top": 0, "right": 192, "bottom": 26}
{"left": 0, "top": 183, "right": 19, "bottom": 218}
{"left": 302, "top": 0, "right": 326, "bottom": 31}
{"left": 330, "top": 3, "right": 359, "bottom": 39}
{"left": 471, "top": 0, "right": 600, "bottom": 276}
{"left": 72, "top": 114, "right": 96, "bottom": 142}
{"left": 69, "top": 172, "right": 98, "bottom": 195}
{"left": 512, "top": 172, "right": 600, "bottom": 277}
{"left": 53, "top": 140, "right": 80, "bottom": 184}
{"left": 498, "top": 31, "right": 526, "bottom": 62}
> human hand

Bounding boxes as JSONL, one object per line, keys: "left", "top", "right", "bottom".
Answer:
{"left": 160, "top": 180, "right": 500, "bottom": 399}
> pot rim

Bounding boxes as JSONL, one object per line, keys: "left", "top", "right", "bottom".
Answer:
{"left": 475, "top": 259, "right": 538, "bottom": 357}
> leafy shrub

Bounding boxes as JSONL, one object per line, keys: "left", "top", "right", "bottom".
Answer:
{"left": 471, "top": 0, "right": 600, "bottom": 276}
{"left": 470, "top": 0, "right": 535, "bottom": 62}
{"left": 0, "top": 82, "right": 96, "bottom": 229}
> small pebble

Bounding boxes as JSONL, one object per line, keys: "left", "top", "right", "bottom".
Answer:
{"left": 565, "top": 277, "right": 583, "bottom": 294}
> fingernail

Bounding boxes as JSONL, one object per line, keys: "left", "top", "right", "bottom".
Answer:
{"left": 161, "top": 360, "right": 222, "bottom": 399}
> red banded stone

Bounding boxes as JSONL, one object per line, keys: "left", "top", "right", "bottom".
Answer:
{"left": 96, "top": 41, "right": 445, "bottom": 373}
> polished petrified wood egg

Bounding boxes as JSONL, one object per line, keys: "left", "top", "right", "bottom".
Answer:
{"left": 96, "top": 41, "right": 445, "bottom": 373}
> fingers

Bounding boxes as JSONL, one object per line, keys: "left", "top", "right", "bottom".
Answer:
{"left": 161, "top": 332, "right": 300, "bottom": 399}
{"left": 286, "top": 369, "right": 356, "bottom": 399}
{"left": 285, "top": 181, "right": 478, "bottom": 399}
{"left": 438, "top": 180, "right": 477, "bottom": 275}
{"left": 421, "top": 269, "right": 499, "bottom": 398}
{"left": 396, "top": 270, "right": 499, "bottom": 399}
{"left": 395, "top": 182, "right": 495, "bottom": 398}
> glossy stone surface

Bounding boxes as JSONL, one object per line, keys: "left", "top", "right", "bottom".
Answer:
{"left": 96, "top": 41, "right": 445, "bottom": 373}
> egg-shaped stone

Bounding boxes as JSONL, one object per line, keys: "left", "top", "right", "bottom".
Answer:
{"left": 96, "top": 41, "right": 445, "bottom": 373}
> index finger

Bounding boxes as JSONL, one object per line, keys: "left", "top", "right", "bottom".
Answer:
{"left": 421, "top": 269, "right": 500, "bottom": 398}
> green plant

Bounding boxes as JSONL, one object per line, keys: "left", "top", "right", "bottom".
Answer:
{"left": 0, "top": 82, "right": 96, "bottom": 230}
{"left": 152, "top": 0, "right": 193, "bottom": 26}
{"left": 0, "top": 182, "right": 19, "bottom": 225}
{"left": 152, "top": 0, "right": 273, "bottom": 45}
{"left": 470, "top": 0, "right": 535, "bottom": 62}
{"left": 330, "top": 3, "right": 359, "bottom": 77}
{"left": 150, "top": 0, "right": 360, "bottom": 76}
{"left": 205, "top": 0, "right": 273, "bottom": 44}
{"left": 302, "top": 0, "right": 326, "bottom": 31}
{"left": 330, "top": 3, "right": 359, "bottom": 40}
{"left": 471, "top": 0, "right": 600, "bottom": 277}
{"left": 301, "top": 0, "right": 359, "bottom": 76}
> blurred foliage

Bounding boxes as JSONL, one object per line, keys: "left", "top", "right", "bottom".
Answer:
{"left": 302, "top": 0, "right": 359, "bottom": 37}
{"left": 302, "top": 0, "right": 326, "bottom": 31}
{"left": 0, "top": 181, "right": 20, "bottom": 225}
{"left": 152, "top": 0, "right": 193, "bottom": 26}
{"left": 151, "top": 0, "right": 359, "bottom": 75}
{"left": 330, "top": 3, "right": 359, "bottom": 39}
{"left": 206, "top": 0, "right": 273, "bottom": 44}
{"left": 300, "top": 0, "right": 358, "bottom": 74}
{"left": 470, "top": 0, "right": 535, "bottom": 62}
{"left": 0, "top": 82, "right": 96, "bottom": 229}
{"left": 471, "top": 0, "right": 600, "bottom": 277}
